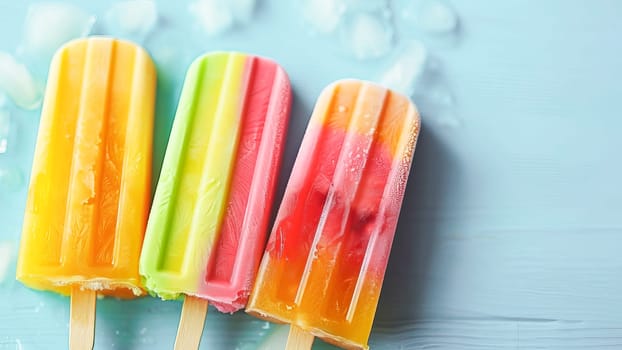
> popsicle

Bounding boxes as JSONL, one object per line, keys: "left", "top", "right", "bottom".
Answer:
{"left": 246, "top": 80, "right": 420, "bottom": 350}
{"left": 16, "top": 37, "right": 156, "bottom": 348}
{"left": 138, "top": 52, "right": 291, "bottom": 349}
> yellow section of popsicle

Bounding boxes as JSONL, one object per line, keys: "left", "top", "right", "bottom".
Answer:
{"left": 17, "top": 38, "right": 156, "bottom": 298}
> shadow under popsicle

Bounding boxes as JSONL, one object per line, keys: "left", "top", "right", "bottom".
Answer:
{"left": 150, "top": 61, "right": 183, "bottom": 197}
{"left": 372, "top": 123, "right": 455, "bottom": 346}
{"left": 95, "top": 297, "right": 180, "bottom": 350}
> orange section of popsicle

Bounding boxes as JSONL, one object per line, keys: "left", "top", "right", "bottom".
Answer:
{"left": 247, "top": 80, "right": 420, "bottom": 349}
{"left": 17, "top": 37, "right": 156, "bottom": 298}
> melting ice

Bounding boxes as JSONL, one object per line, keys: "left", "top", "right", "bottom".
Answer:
{"left": 19, "top": 2, "right": 94, "bottom": 58}
{"left": 0, "top": 52, "right": 42, "bottom": 110}
{"left": 0, "top": 108, "right": 10, "bottom": 154}
{"left": 189, "top": 0, "right": 256, "bottom": 36}
{"left": 379, "top": 40, "right": 428, "bottom": 95}
{"left": 339, "top": 10, "right": 393, "bottom": 60}
{"left": 102, "top": 0, "right": 158, "bottom": 42}
{"left": 403, "top": 0, "right": 458, "bottom": 34}
{"left": 0, "top": 242, "right": 14, "bottom": 283}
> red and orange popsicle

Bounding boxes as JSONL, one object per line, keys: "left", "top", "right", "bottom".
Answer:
{"left": 247, "top": 79, "right": 420, "bottom": 350}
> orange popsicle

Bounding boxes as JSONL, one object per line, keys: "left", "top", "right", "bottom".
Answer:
{"left": 247, "top": 80, "right": 420, "bottom": 350}
{"left": 16, "top": 37, "right": 156, "bottom": 348}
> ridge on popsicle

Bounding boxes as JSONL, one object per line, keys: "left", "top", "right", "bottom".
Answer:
{"left": 246, "top": 79, "right": 420, "bottom": 350}
{"left": 139, "top": 51, "right": 292, "bottom": 349}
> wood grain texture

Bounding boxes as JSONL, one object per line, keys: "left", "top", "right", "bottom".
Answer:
{"left": 69, "top": 287, "right": 96, "bottom": 350}
{"left": 174, "top": 296, "right": 208, "bottom": 350}
{"left": 286, "top": 326, "right": 314, "bottom": 350}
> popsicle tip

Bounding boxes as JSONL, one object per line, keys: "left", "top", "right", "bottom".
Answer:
{"left": 322, "top": 79, "right": 421, "bottom": 128}
{"left": 50, "top": 36, "right": 155, "bottom": 66}
{"left": 188, "top": 51, "right": 290, "bottom": 79}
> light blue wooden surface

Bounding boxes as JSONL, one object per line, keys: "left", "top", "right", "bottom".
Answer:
{"left": 1, "top": 1, "right": 621, "bottom": 349}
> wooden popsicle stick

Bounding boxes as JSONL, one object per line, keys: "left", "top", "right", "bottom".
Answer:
{"left": 69, "top": 286, "right": 96, "bottom": 350}
{"left": 286, "top": 325, "right": 315, "bottom": 350}
{"left": 174, "top": 295, "right": 209, "bottom": 350}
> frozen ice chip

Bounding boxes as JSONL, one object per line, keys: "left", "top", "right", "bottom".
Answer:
{"left": 379, "top": 40, "right": 428, "bottom": 95}
{"left": 340, "top": 11, "right": 394, "bottom": 60}
{"left": 405, "top": 0, "right": 458, "bottom": 34}
{"left": 0, "top": 108, "right": 11, "bottom": 154}
{"left": 103, "top": 0, "right": 158, "bottom": 42}
{"left": 302, "top": 0, "right": 346, "bottom": 34}
{"left": 0, "top": 242, "right": 15, "bottom": 283}
{"left": 0, "top": 52, "right": 42, "bottom": 110}
{"left": 190, "top": 0, "right": 235, "bottom": 36}
{"left": 20, "top": 3, "right": 94, "bottom": 58}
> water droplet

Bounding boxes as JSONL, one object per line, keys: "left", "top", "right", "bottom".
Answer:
{"left": 102, "top": 0, "right": 158, "bottom": 43}
{"left": 139, "top": 327, "right": 147, "bottom": 335}
{"left": 115, "top": 330, "right": 120, "bottom": 335}
{"left": 338, "top": 105, "right": 347, "bottom": 112}
{"left": 18, "top": 3, "right": 94, "bottom": 59}
{"left": 32, "top": 301, "right": 46, "bottom": 313}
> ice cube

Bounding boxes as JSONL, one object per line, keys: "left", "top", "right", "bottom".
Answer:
{"left": 103, "top": 0, "right": 158, "bottom": 42}
{"left": 0, "top": 241, "right": 15, "bottom": 283}
{"left": 0, "top": 109, "right": 11, "bottom": 154}
{"left": 302, "top": 0, "right": 346, "bottom": 34}
{"left": 189, "top": 0, "right": 235, "bottom": 36}
{"left": 339, "top": 11, "right": 394, "bottom": 60}
{"left": 379, "top": 40, "right": 428, "bottom": 95}
{"left": 0, "top": 52, "right": 42, "bottom": 110}
{"left": 404, "top": 0, "right": 458, "bottom": 34}
{"left": 19, "top": 3, "right": 95, "bottom": 59}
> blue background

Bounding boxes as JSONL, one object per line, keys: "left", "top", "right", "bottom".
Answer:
{"left": 1, "top": 0, "right": 621, "bottom": 349}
